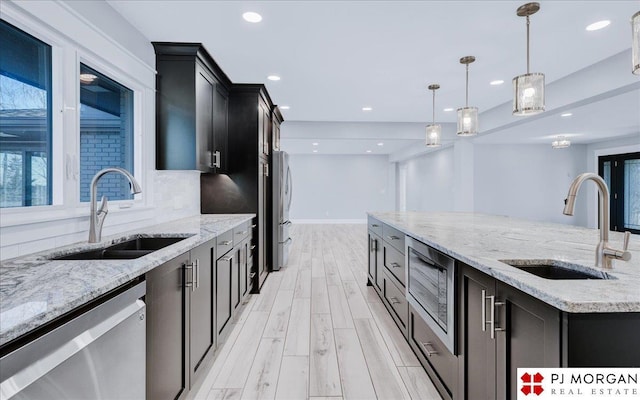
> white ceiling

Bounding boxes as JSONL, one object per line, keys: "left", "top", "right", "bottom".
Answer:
{"left": 108, "top": 0, "right": 640, "bottom": 153}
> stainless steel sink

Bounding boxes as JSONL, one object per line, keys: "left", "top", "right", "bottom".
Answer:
{"left": 499, "top": 259, "right": 613, "bottom": 280}
{"left": 51, "top": 236, "right": 189, "bottom": 260}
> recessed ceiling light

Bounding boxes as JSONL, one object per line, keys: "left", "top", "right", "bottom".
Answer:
{"left": 280, "top": 105, "right": 290, "bottom": 110}
{"left": 267, "top": 75, "right": 281, "bottom": 81}
{"left": 362, "top": 107, "right": 373, "bottom": 111}
{"left": 443, "top": 107, "right": 454, "bottom": 112}
{"left": 366, "top": 150, "right": 372, "bottom": 153}
{"left": 242, "top": 12, "right": 262, "bottom": 23}
{"left": 561, "top": 112, "right": 573, "bottom": 117}
{"left": 490, "top": 80, "right": 504, "bottom": 85}
{"left": 586, "top": 20, "right": 610, "bottom": 31}
{"left": 377, "top": 142, "right": 384, "bottom": 146}
{"left": 312, "top": 149, "right": 318, "bottom": 153}
{"left": 312, "top": 142, "right": 319, "bottom": 146}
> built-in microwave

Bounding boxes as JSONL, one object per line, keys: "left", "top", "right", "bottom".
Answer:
{"left": 406, "top": 236, "right": 456, "bottom": 354}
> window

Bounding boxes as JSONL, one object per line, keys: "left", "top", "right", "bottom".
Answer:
{"left": 79, "top": 63, "right": 134, "bottom": 202}
{"left": 599, "top": 152, "right": 640, "bottom": 234}
{"left": 0, "top": 20, "right": 52, "bottom": 207}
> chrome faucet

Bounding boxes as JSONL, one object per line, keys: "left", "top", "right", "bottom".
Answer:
{"left": 563, "top": 172, "right": 631, "bottom": 268}
{"left": 89, "top": 167, "right": 142, "bottom": 243}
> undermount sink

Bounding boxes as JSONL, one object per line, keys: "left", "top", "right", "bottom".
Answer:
{"left": 499, "top": 259, "right": 613, "bottom": 280}
{"left": 51, "top": 236, "right": 189, "bottom": 260}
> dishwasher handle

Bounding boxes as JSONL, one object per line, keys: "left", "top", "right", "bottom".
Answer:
{"left": 0, "top": 282, "right": 146, "bottom": 400}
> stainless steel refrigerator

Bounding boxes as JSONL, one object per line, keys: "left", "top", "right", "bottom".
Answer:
{"left": 272, "top": 151, "right": 292, "bottom": 270}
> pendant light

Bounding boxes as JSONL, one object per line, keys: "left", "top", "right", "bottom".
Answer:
{"left": 426, "top": 84, "right": 442, "bottom": 147}
{"left": 551, "top": 136, "right": 571, "bottom": 149}
{"left": 457, "top": 56, "right": 478, "bottom": 136}
{"left": 513, "top": 2, "right": 545, "bottom": 116}
{"left": 633, "top": 11, "right": 640, "bottom": 75}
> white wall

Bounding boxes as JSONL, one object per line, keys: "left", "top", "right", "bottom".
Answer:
{"left": 473, "top": 144, "right": 588, "bottom": 226}
{"left": 402, "top": 146, "right": 455, "bottom": 212}
{"left": 0, "top": 1, "right": 201, "bottom": 260}
{"left": 288, "top": 154, "right": 395, "bottom": 222}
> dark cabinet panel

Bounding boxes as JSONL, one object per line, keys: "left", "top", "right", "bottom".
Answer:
{"left": 189, "top": 241, "right": 215, "bottom": 380}
{"left": 460, "top": 265, "right": 496, "bottom": 400}
{"left": 216, "top": 251, "right": 233, "bottom": 336}
{"left": 368, "top": 231, "right": 383, "bottom": 293}
{"left": 153, "top": 42, "right": 231, "bottom": 173}
{"left": 146, "top": 253, "right": 190, "bottom": 400}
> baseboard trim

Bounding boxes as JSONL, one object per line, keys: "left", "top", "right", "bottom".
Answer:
{"left": 291, "top": 219, "right": 366, "bottom": 224}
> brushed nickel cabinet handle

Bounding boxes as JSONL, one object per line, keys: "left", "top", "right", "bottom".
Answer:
{"left": 387, "top": 235, "right": 400, "bottom": 241}
{"left": 390, "top": 262, "right": 401, "bottom": 268}
{"left": 420, "top": 342, "right": 438, "bottom": 357}
{"left": 237, "top": 230, "right": 248, "bottom": 235}
{"left": 221, "top": 240, "right": 232, "bottom": 246}
{"left": 389, "top": 296, "right": 401, "bottom": 305}
{"left": 372, "top": 224, "right": 379, "bottom": 227}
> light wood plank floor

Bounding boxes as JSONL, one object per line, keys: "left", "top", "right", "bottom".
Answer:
{"left": 192, "top": 224, "right": 442, "bottom": 400}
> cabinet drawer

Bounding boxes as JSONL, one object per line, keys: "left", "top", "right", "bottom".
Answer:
{"left": 409, "top": 304, "right": 457, "bottom": 395}
{"left": 368, "top": 217, "right": 383, "bottom": 236}
{"left": 383, "top": 271, "right": 407, "bottom": 330}
{"left": 384, "top": 243, "right": 405, "bottom": 287}
{"left": 383, "top": 224, "right": 405, "bottom": 253}
{"left": 217, "top": 229, "right": 234, "bottom": 256}
{"left": 234, "top": 222, "right": 250, "bottom": 242}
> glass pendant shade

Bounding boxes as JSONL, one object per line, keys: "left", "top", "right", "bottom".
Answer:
{"left": 513, "top": 72, "right": 545, "bottom": 115}
{"left": 425, "top": 124, "right": 441, "bottom": 147}
{"left": 456, "top": 107, "right": 478, "bottom": 136}
{"left": 552, "top": 137, "right": 570, "bottom": 149}
{"left": 633, "top": 11, "right": 640, "bottom": 75}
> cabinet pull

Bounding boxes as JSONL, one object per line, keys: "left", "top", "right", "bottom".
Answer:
{"left": 387, "top": 235, "right": 400, "bottom": 241}
{"left": 184, "top": 262, "right": 196, "bottom": 292}
{"left": 482, "top": 290, "right": 498, "bottom": 339}
{"left": 251, "top": 224, "right": 257, "bottom": 228}
{"left": 211, "top": 150, "right": 221, "bottom": 168}
{"left": 390, "top": 262, "right": 401, "bottom": 268}
{"left": 264, "top": 164, "right": 269, "bottom": 177}
{"left": 420, "top": 342, "right": 438, "bottom": 357}
{"left": 389, "top": 296, "right": 401, "bottom": 305}
{"left": 221, "top": 255, "right": 233, "bottom": 262}
{"left": 250, "top": 272, "right": 256, "bottom": 278}
{"left": 250, "top": 245, "right": 256, "bottom": 250}
{"left": 372, "top": 224, "right": 379, "bottom": 227}
{"left": 221, "top": 240, "right": 232, "bottom": 246}
{"left": 237, "top": 230, "right": 248, "bottom": 235}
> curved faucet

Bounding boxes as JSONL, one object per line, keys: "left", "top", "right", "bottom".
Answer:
{"left": 89, "top": 167, "right": 142, "bottom": 243}
{"left": 563, "top": 172, "right": 631, "bottom": 268}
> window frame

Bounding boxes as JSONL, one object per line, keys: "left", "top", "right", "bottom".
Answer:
{"left": 0, "top": 11, "right": 149, "bottom": 227}
{"left": 598, "top": 151, "right": 640, "bottom": 234}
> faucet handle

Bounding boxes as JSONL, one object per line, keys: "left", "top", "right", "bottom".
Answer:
{"left": 98, "top": 195, "right": 108, "bottom": 214}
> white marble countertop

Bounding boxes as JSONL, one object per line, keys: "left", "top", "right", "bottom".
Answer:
{"left": 0, "top": 214, "right": 254, "bottom": 346}
{"left": 368, "top": 212, "right": 640, "bottom": 313}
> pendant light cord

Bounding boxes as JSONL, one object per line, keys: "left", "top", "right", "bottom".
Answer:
{"left": 526, "top": 15, "right": 530, "bottom": 73}
{"left": 465, "top": 64, "right": 469, "bottom": 106}
{"left": 432, "top": 89, "right": 436, "bottom": 124}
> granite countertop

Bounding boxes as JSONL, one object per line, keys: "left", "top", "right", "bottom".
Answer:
{"left": 369, "top": 212, "right": 640, "bottom": 313}
{"left": 0, "top": 214, "right": 254, "bottom": 346}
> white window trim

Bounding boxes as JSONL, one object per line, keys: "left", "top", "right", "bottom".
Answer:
{"left": 0, "top": 2, "right": 154, "bottom": 228}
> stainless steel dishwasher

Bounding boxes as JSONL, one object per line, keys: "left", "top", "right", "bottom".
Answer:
{"left": 0, "top": 280, "right": 146, "bottom": 399}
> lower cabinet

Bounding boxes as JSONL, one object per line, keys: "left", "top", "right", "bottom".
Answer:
{"left": 146, "top": 238, "right": 216, "bottom": 400}
{"left": 367, "top": 230, "right": 383, "bottom": 293}
{"left": 216, "top": 248, "right": 233, "bottom": 339}
{"left": 459, "top": 263, "right": 561, "bottom": 400}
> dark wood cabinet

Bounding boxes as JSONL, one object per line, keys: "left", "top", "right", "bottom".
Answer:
{"left": 216, "top": 249, "right": 233, "bottom": 338}
{"left": 459, "top": 263, "right": 561, "bottom": 400}
{"left": 153, "top": 42, "right": 231, "bottom": 173}
{"left": 188, "top": 240, "right": 216, "bottom": 383}
{"left": 367, "top": 231, "right": 383, "bottom": 292}
{"left": 146, "top": 252, "right": 190, "bottom": 400}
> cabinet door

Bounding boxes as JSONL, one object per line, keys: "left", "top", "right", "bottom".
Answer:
{"left": 257, "top": 156, "right": 269, "bottom": 288}
{"left": 189, "top": 241, "right": 215, "bottom": 381}
{"left": 212, "top": 84, "right": 228, "bottom": 172}
{"left": 146, "top": 253, "right": 190, "bottom": 400}
{"left": 259, "top": 102, "right": 270, "bottom": 157}
{"left": 216, "top": 251, "right": 233, "bottom": 336}
{"left": 460, "top": 264, "right": 496, "bottom": 400}
{"left": 368, "top": 232, "right": 377, "bottom": 284}
{"left": 375, "top": 237, "right": 384, "bottom": 292}
{"left": 496, "top": 282, "right": 561, "bottom": 400}
{"left": 240, "top": 240, "right": 248, "bottom": 298}
{"left": 195, "top": 65, "right": 214, "bottom": 172}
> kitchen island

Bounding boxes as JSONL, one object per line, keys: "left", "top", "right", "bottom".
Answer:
{"left": 367, "top": 211, "right": 640, "bottom": 400}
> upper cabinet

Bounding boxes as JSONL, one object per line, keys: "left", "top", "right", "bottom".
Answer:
{"left": 153, "top": 43, "right": 230, "bottom": 173}
{"left": 271, "top": 106, "right": 283, "bottom": 152}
